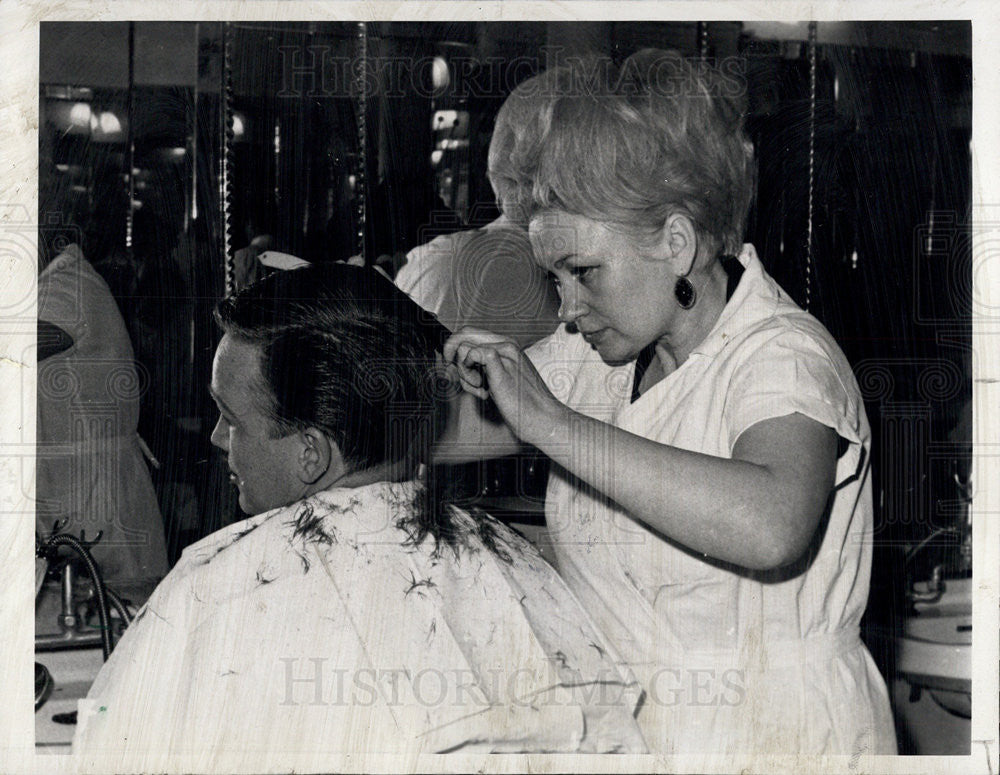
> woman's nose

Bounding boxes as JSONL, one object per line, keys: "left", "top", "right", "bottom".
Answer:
{"left": 210, "top": 417, "right": 228, "bottom": 451}
{"left": 557, "top": 285, "right": 586, "bottom": 323}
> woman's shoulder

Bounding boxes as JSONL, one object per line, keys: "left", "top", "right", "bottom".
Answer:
{"left": 717, "top": 310, "right": 869, "bottom": 449}
{"left": 727, "top": 249, "right": 854, "bottom": 374}
{"left": 729, "top": 308, "right": 856, "bottom": 383}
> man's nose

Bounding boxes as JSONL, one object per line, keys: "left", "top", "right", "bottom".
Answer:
{"left": 210, "top": 417, "right": 228, "bottom": 451}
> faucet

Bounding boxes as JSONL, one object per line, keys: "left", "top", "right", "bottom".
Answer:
{"left": 908, "top": 563, "right": 946, "bottom": 606}
{"left": 35, "top": 523, "right": 116, "bottom": 658}
{"left": 36, "top": 559, "right": 109, "bottom": 652}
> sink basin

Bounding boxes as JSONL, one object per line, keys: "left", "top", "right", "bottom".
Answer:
{"left": 35, "top": 647, "right": 104, "bottom": 752}
{"left": 897, "top": 576, "right": 971, "bottom": 717}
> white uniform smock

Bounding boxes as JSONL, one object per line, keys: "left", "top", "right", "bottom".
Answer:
{"left": 37, "top": 245, "right": 168, "bottom": 587}
{"left": 526, "top": 244, "right": 896, "bottom": 755}
{"left": 73, "top": 481, "right": 645, "bottom": 771}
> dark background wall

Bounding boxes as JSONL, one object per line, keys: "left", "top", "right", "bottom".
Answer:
{"left": 38, "top": 22, "right": 972, "bottom": 733}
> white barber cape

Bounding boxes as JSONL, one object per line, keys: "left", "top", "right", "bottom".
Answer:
{"left": 73, "top": 481, "right": 645, "bottom": 771}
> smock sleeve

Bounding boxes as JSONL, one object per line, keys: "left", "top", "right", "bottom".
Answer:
{"left": 722, "top": 326, "right": 867, "bottom": 478}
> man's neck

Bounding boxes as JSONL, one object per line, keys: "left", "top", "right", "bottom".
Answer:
{"left": 305, "top": 458, "right": 416, "bottom": 497}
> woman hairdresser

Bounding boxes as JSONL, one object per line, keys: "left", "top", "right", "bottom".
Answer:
{"left": 439, "top": 50, "right": 897, "bottom": 755}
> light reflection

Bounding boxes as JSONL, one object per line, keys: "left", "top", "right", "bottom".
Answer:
{"left": 68, "top": 102, "right": 91, "bottom": 127}
{"left": 98, "top": 111, "right": 122, "bottom": 135}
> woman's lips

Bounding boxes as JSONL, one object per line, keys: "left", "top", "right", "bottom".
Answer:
{"left": 582, "top": 328, "right": 607, "bottom": 344}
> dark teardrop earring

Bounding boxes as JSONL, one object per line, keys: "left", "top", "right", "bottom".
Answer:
{"left": 674, "top": 277, "right": 696, "bottom": 309}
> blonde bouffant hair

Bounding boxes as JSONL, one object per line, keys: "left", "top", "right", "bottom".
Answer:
{"left": 496, "top": 49, "right": 756, "bottom": 256}
{"left": 487, "top": 64, "right": 576, "bottom": 229}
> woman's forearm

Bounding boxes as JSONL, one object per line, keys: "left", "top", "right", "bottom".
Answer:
{"left": 531, "top": 406, "right": 837, "bottom": 571}
{"left": 439, "top": 327, "right": 837, "bottom": 569}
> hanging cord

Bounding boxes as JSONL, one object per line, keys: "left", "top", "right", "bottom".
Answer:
{"left": 805, "top": 21, "right": 817, "bottom": 312}
{"left": 354, "top": 22, "right": 368, "bottom": 262}
{"left": 904, "top": 526, "right": 959, "bottom": 566}
{"left": 926, "top": 87, "right": 939, "bottom": 254}
{"left": 220, "top": 22, "right": 235, "bottom": 295}
{"left": 125, "top": 22, "right": 136, "bottom": 256}
{"left": 37, "top": 529, "right": 114, "bottom": 660}
{"left": 105, "top": 586, "right": 134, "bottom": 625}
{"left": 188, "top": 22, "right": 199, "bottom": 229}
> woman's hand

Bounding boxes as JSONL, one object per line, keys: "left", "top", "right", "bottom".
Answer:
{"left": 442, "top": 328, "right": 568, "bottom": 446}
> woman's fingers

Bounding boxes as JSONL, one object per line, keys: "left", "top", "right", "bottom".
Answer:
{"left": 458, "top": 371, "right": 489, "bottom": 400}
{"left": 444, "top": 328, "right": 523, "bottom": 402}
{"left": 443, "top": 327, "right": 515, "bottom": 364}
{"left": 450, "top": 343, "right": 489, "bottom": 398}
{"left": 492, "top": 340, "right": 522, "bottom": 362}
{"left": 449, "top": 340, "right": 522, "bottom": 401}
{"left": 444, "top": 332, "right": 559, "bottom": 443}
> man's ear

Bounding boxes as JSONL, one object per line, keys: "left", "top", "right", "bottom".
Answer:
{"left": 658, "top": 212, "right": 698, "bottom": 277}
{"left": 296, "top": 427, "right": 341, "bottom": 485}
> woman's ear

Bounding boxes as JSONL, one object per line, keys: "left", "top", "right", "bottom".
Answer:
{"left": 659, "top": 212, "right": 698, "bottom": 277}
{"left": 296, "top": 427, "right": 341, "bottom": 485}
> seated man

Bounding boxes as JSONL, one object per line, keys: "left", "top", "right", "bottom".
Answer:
{"left": 73, "top": 264, "right": 645, "bottom": 770}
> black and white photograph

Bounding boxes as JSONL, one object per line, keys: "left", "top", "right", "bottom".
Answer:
{"left": 1, "top": 3, "right": 997, "bottom": 773}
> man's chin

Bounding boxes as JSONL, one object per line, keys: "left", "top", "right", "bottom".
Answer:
{"left": 238, "top": 494, "right": 266, "bottom": 517}
{"left": 240, "top": 492, "right": 298, "bottom": 517}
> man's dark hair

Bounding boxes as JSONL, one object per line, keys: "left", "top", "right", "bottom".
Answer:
{"left": 214, "top": 263, "right": 469, "bottom": 550}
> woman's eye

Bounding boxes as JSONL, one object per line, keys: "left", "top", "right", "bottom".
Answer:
{"left": 570, "top": 266, "right": 595, "bottom": 282}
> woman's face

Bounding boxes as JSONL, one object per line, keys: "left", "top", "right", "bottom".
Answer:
{"left": 529, "top": 211, "right": 676, "bottom": 365}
